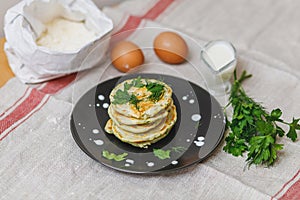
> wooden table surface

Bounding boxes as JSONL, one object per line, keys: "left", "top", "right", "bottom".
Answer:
{"left": 0, "top": 38, "right": 14, "bottom": 88}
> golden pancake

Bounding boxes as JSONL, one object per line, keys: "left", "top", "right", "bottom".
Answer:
{"left": 110, "top": 113, "right": 167, "bottom": 134}
{"left": 105, "top": 77, "right": 177, "bottom": 148}
{"left": 109, "top": 78, "right": 173, "bottom": 119}
{"left": 123, "top": 130, "right": 172, "bottom": 148}
{"left": 105, "top": 104, "right": 177, "bottom": 145}
{"left": 107, "top": 100, "right": 174, "bottom": 134}
{"left": 108, "top": 104, "right": 169, "bottom": 126}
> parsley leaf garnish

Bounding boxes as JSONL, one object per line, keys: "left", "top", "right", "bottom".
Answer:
{"left": 129, "top": 94, "right": 141, "bottom": 110}
{"left": 287, "top": 118, "right": 300, "bottom": 142}
{"left": 102, "top": 150, "right": 128, "bottom": 161}
{"left": 146, "top": 82, "right": 165, "bottom": 102}
{"left": 153, "top": 146, "right": 186, "bottom": 160}
{"left": 172, "top": 146, "right": 187, "bottom": 153}
{"left": 224, "top": 70, "right": 299, "bottom": 168}
{"left": 132, "top": 76, "right": 145, "bottom": 88}
{"left": 153, "top": 149, "right": 171, "bottom": 159}
{"left": 124, "top": 82, "right": 132, "bottom": 91}
{"left": 112, "top": 89, "right": 131, "bottom": 105}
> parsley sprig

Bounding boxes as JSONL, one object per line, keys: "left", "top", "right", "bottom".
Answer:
{"left": 146, "top": 82, "right": 165, "bottom": 102}
{"left": 224, "top": 70, "right": 300, "bottom": 168}
{"left": 112, "top": 89, "right": 131, "bottom": 105}
{"left": 111, "top": 89, "right": 140, "bottom": 109}
{"left": 153, "top": 149, "right": 171, "bottom": 159}
{"left": 102, "top": 150, "right": 128, "bottom": 161}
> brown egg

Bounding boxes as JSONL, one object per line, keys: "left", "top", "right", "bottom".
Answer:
{"left": 110, "top": 41, "right": 144, "bottom": 72}
{"left": 153, "top": 31, "right": 188, "bottom": 64}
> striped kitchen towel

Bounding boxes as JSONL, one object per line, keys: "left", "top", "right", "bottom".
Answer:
{"left": 0, "top": 0, "right": 299, "bottom": 199}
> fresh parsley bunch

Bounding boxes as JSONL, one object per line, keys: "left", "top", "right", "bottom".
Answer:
{"left": 224, "top": 70, "right": 300, "bottom": 167}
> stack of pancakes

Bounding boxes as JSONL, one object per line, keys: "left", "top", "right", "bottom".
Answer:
{"left": 105, "top": 78, "right": 177, "bottom": 148}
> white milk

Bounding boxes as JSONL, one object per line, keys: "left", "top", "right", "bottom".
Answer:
{"left": 205, "top": 42, "right": 235, "bottom": 71}
{"left": 202, "top": 41, "right": 237, "bottom": 81}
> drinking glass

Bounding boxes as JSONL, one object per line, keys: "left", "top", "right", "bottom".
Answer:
{"left": 200, "top": 40, "right": 237, "bottom": 96}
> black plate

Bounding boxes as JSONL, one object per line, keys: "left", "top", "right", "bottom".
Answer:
{"left": 70, "top": 74, "right": 225, "bottom": 174}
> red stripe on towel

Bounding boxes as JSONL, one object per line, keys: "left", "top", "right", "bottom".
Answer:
{"left": 114, "top": 16, "right": 142, "bottom": 36}
{"left": 279, "top": 179, "right": 300, "bottom": 200}
{"left": 39, "top": 73, "right": 77, "bottom": 94}
{"left": 0, "top": 89, "right": 46, "bottom": 134}
{"left": 144, "top": 0, "right": 174, "bottom": 19}
{"left": 114, "top": 0, "right": 174, "bottom": 36}
{"left": 272, "top": 170, "right": 300, "bottom": 200}
{"left": 0, "top": 87, "right": 31, "bottom": 118}
{"left": 0, "top": 74, "right": 76, "bottom": 136}
{"left": 0, "top": 96, "right": 50, "bottom": 141}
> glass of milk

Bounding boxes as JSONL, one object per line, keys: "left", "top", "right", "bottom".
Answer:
{"left": 201, "top": 40, "right": 237, "bottom": 95}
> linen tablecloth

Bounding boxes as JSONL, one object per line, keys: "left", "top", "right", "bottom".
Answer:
{"left": 0, "top": 0, "right": 299, "bottom": 199}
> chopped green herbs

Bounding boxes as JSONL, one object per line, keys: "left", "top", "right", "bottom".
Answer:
{"left": 129, "top": 94, "right": 141, "bottom": 109}
{"left": 112, "top": 77, "right": 165, "bottom": 108}
{"left": 112, "top": 89, "right": 131, "bottom": 105}
{"left": 224, "top": 70, "right": 300, "bottom": 168}
{"left": 146, "top": 82, "right": 165, "bottom": 102}
{"left": 153, "top": 146, "right": 186, "bottom": 160}
{"left": 172, "top": 146, "right": 187, "bottom": 153}
{"left": 102, "top": 150, "right": 128, "bottom": 161}
{"left": 124, "top": 82, "right": 132, "bottom": 91}
{"left": 132, "top": 76, "right": 145, "bottom": 88}
{"left": 153, "top": 149, "right": 171, "bottom": 160}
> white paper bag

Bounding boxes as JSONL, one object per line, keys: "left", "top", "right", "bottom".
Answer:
{"left": 4, "top": 0, "right": 113, "bottom": 83}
